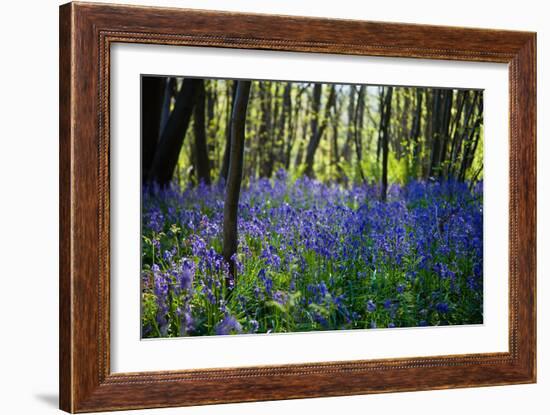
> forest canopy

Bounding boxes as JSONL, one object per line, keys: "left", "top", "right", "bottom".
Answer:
{"left": 143, "top": 77, "right": 483, "bottom": 192}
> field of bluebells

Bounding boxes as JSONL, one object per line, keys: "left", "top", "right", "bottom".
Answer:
{"left": 141, "top": 171, "right": 483, "bottom": 338}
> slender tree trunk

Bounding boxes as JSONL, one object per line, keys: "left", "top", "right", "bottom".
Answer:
{"left": 342, "top": 86, "right": 356, "bottom": 162}
{"left": 421, "top": 90, "right": 433, "bottom": 178}
{"left": 380, "top": 86, "right": 393, "bottom": 201}
{"left": 278, "top": 82, "right": 292, "bottom": 171}
{"left": 142, "top": 76, "right": 166, "bottom": 183}
{"left": 223, "top": 80, "right": 252, "bottom": 279}
{"left": 331, "top": 90, "right": 343, "bottom": 180}
{"left": 294, "top": 89, "right": 311, "bottom": 169}
{"left": 205, "top": 81, "right": 217, "bottom": 170}
{"left": 454, "top": 91, "right": 479, "bottom": 180}
{"left": 285, "top": 86, "right": 302, "bottom": 169}
{"left": 220, "top": 81, "right": 237, "bottom": 182}
{"left": 427, "top": 88, "right": 453, "bottom": 179}
{"left": 399, "top": 88, "right": 411, "bottom": 162}
{"left": 303, "top": 84, "right": 323, "bottom": 176}
{"left": 409, "top": 89, "right": 423, "bottom": 177}
{"left": 264, "top": 83, "right": 281, "bottom": 178}
{"left": 304, "top": 84, "right": 336, "bottom": 177}
{"left": 376, "top": 87, "right": 384, "bottom": 162}
{"left": 437, "top": 89, "right": 454, "bottom": 178}
{"left": 447, "top": 90, "right": 466, "bottom": 178}
{"left": 428, "top": 89, "right": 442, "bottom": 178}
{"left": 459, "top": 92, "right": 483, "bottom": 181}
{"left": 148, "top": 78, "right": 200, "bottom": 186}
{"left": 258, "top": 82, "right": 273, "bottom": 177}
{"left": 393, "top": 89, "right": 403, "bottom": 159}
{"left": 193, "top": 80, "right": 211, "bottom": 185}
{"left": 354, "top": 86, "right": 367, "bottom": 183}
{"left": 159, "top": 77, "right": 177, "bottom": 137}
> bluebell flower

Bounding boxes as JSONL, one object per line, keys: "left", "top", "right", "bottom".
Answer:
{"left": 141, "top": 174, "right": 483, "bottom": 337}
{"left": 176, "top": 259, "right": 195, "bottom": 292}
{"left": 215, "top": 315, "right": 242, "bottom": 335}
{"left": 367, "top": 300, "right": 376, "bottom": 312}
{"left": 273, "top": 291, "right": 288, "bottom": 305}
{"left": 249, "top": 319, "right": 259, "bottom": 333}
{"left": 436, "top": 302, "right": 450, "bottom": 314}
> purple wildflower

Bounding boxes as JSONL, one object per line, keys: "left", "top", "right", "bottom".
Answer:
{"left": 215, "top": 315, "right": 242, "bottom": 335}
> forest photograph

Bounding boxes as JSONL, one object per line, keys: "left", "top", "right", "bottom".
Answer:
{"left": 140, "top": 75, "right": 484, "bottom": 338}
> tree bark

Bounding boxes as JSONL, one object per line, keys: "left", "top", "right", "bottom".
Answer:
{"left": 220, "top": 81, "right": 237, "bottom": 182}
{"left": 437, "top": 89, "right": 454, "bottom": 178}
{"left": 285, "top": 85, "right": 303, "bottom": 169}
{"left": 428, "top": 89, "right": 453, "bottom": 178}
{"left": 205, "top": 81, "right": 217, "bottom": 170}
{"left": 304, "top": 84, "right": 336, "bottom": 177}
{"left": 342, "top": 85, "right": 356, "bottom": 162}
{"left": 278, "top": 82, "right": 292, "bottom": 171}
{"left": 446, "top": 90, "right": 466, "bottom": 179}
{"left": 399, "top": 88, "right": 411, "bottom": 160}
{"left": 331, "top": 92, "right": 341, "bottom": 179}
{"left": 223, "top": 80, "right": 252, "bottom": 279}
{"left": 294, "top": 87, "right": 311, "bottom": 169}
{"left": 258, "top": 82, "right": 273, "bottom": 177}
{"left": 193, "top": 80, "right": 211, "bottom": 185}
{"left": 148, "top": 78, "right": 201, "bottom": 186}
{"left": 159, "top": 77, "right": 177, "bottom": 137}
{"left": 141, "top": 76, "right": 166, "bottom": 183}
{"left": 354, "top": 86, "right": 367, "bottom": 183}
{"left": 428, "top": 89, "right": 442, "bottom": 177}
{"left": 380, "top": 86, "right": 393, "bottom": 201}
{"left": 409, "top": 89, "right": 423, "bottom": 177}
{"left": 459, "top": 92, "right": 483, "bottom": 181}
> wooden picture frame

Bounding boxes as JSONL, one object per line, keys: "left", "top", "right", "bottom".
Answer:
{"left": 59, "top": 2, "right": 536, "bottom": 412}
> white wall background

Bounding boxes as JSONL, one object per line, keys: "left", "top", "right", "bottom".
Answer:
{"left": 0, "top": 0, "right": 546, "bottom": 414}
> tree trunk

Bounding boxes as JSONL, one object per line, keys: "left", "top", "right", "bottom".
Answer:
{"left": 342, "top": 86, "right": 356, "bottom": 162}
{"left": 159, "top": 77, "right": 177, "bottom": 137}
{"left": 421, "top": 90, "right": 433, "bottom": 178}
{"left": 220, "top": 81, "right": 237, "bottom": 182}
{"left": 447, "top": 90, "right": 467, "bottom": 179}
{"left": 354, "top": 86, "right": 367, "bottom": 183}
{"left": 205, "top": 81, "right": 217, "bottom": 170}
{"left": 453, "top": 90, "right": 478, "bottom": 180}
{"left": 265, "top": 83, "right": 281, "bottom": 178}
{"left": 285, "top": 86, "right": 302, "bottom": 169}
{"left": 303, "top": 84, "right": 323, "bottom": 176}
{"left": 294, "top": 88, "right": 310, "bottom": 169}
{"left": 278, "top": 82, "right": 292, "bottom": 171}
{"left": 409, "top": 89, "right": 423, "bottom": 177}
{"left": 141, "top": 76, "right": 166, "bottom": 183}
{"left": 428, "top": 89, "right": 442, "bottom": 177}
{"left": 223, "top": 80, "right": 252, "bottom": 279}
{"left": 400, "top": 88, "right": 411, "bottom": 161}
{"left": 427, "top": 89, "right": 453, "bottom": 178}
{"left": 437, "top": 89, "right": 454, "bottom": 178}
{"left": 331, "top": 93, "right": 341, "bottom": 179}
{"left": 193, "top": 80, "right": 211, "bottom": 185}
{"left": 376, "top": 87, "right": 384, "bottom": 162}
{"left": 148, "top": 78, "right": 201, "bottom": 186}
{"left": 304, "top": 84, "right": 336, "bottom": 177}
{"left": 459, "top": 92, "right": 483, "bottom": 181}
{"left": 380, "top": 87, "right": 393, "bottom": 201}
{"left": 258, "top": 82, "right": 274, "bottom": 177}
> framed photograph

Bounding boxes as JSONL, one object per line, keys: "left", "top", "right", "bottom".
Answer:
{"left": 59, "top": 2, "right": 536, "bottom": 412}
